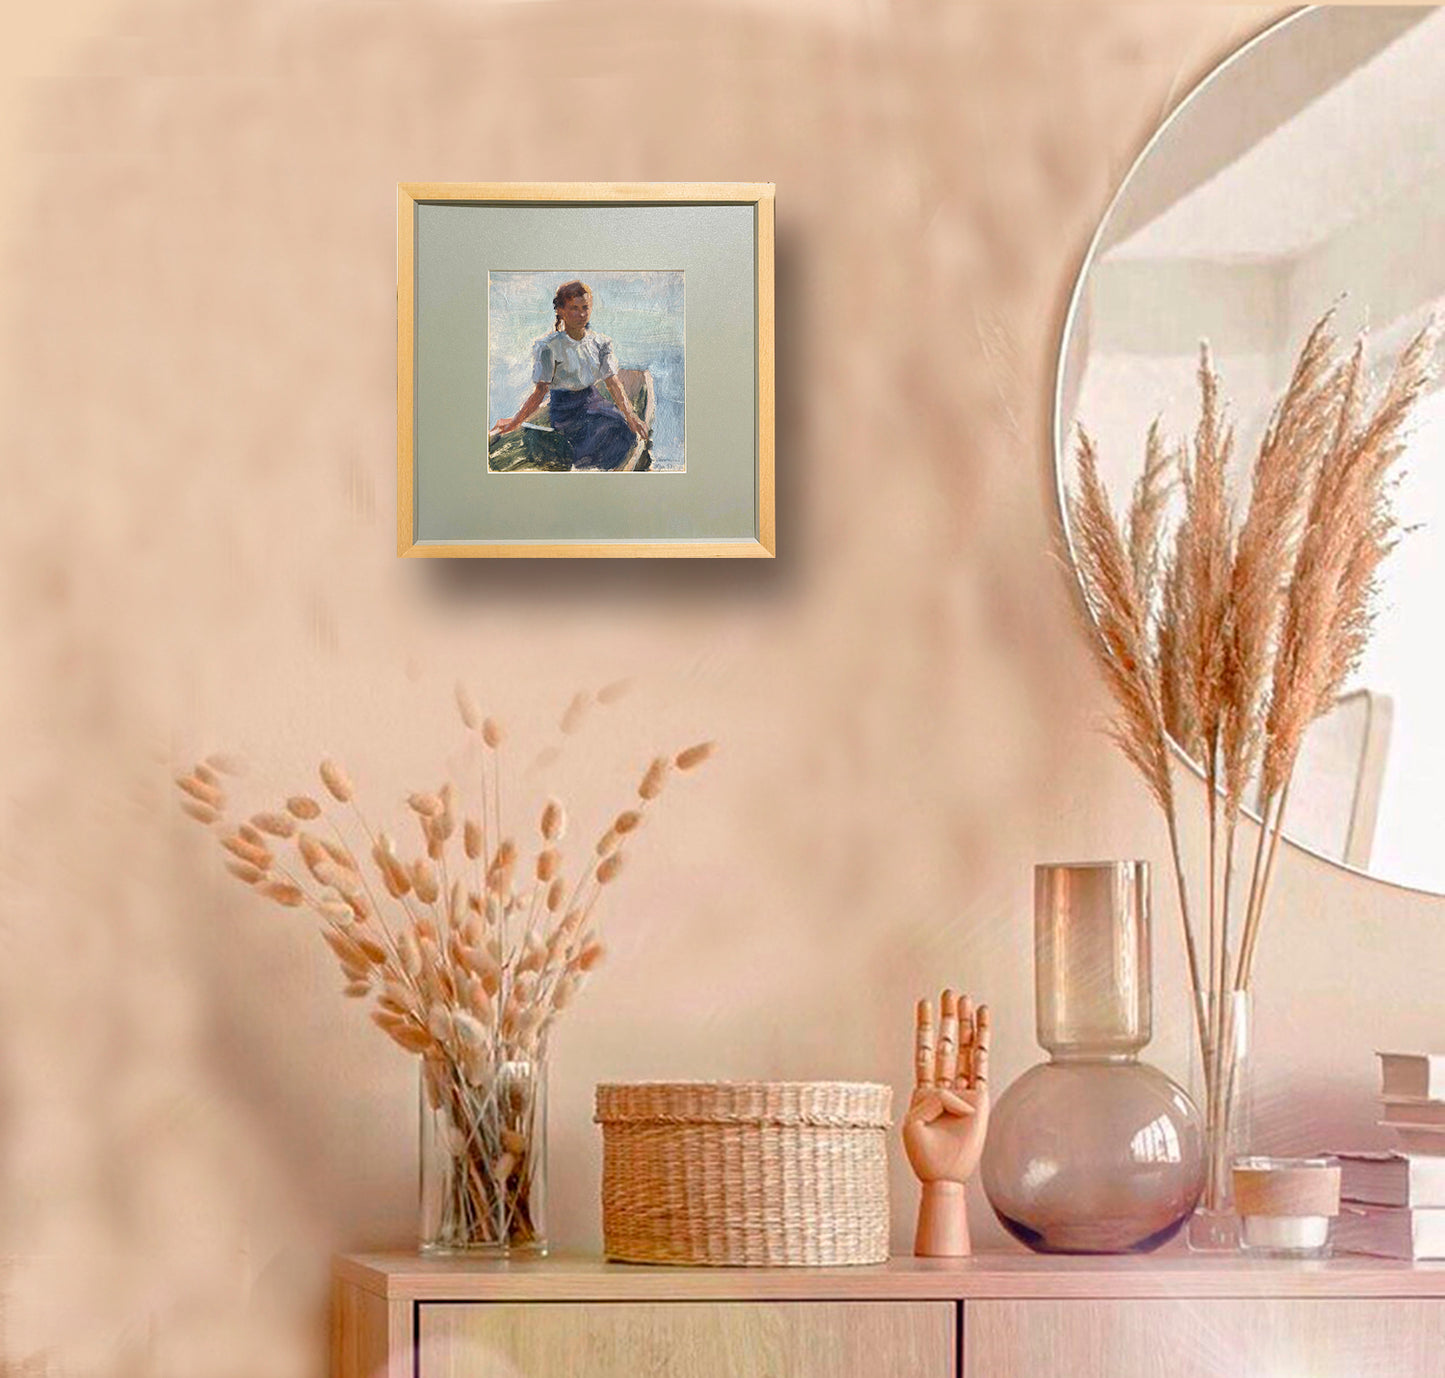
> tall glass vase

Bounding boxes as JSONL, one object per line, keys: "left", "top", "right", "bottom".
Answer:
{"left": 419, "top": 1053, "right": 548, "bottom": 1255}
{"left": 1187, "top": 989, "right": 1252, "bottom": 1251}
{"left": 981, "top": 862, "right": 1205, "bottom": 1253}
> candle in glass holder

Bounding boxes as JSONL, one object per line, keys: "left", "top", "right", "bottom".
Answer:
{"left": 1233, "top": 1157, "right": 1340, "bottom": 1258}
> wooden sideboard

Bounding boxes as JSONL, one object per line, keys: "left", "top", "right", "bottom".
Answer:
{"left": 333, "top": 1251, "right": 1445, "bottom": 1377}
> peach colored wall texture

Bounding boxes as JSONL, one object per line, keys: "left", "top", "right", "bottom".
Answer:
{"left": 3, "top": 2, "right": 1443, "bottom": 1373}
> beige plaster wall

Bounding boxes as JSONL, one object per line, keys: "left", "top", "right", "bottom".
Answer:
{"left": 2, "top": 2, "right": 1442, "bottom": 1373}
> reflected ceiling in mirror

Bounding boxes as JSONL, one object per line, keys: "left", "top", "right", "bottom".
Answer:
{"left": 1057, "top": 7, "right": 1445, "bottom": 896}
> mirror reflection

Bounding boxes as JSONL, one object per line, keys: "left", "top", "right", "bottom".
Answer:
{"left": 1060, "top": 8, "right": 1445, "bottom": 895}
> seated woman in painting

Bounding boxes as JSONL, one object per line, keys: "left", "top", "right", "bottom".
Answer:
{"left": 491, "top": 279, "right": 649, "bottom": 471}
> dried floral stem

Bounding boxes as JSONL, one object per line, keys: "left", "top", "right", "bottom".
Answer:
{"left": 1071, "top": 309, "right": 1434, "bottom": 1208}
{"left": 1164, "top": 803, "right": 1211, "bottom": 1066}
{"left": 1070, "top": 427, "right": 1210, "bottom": 1065}
{"left": 1236, "top": 780, "right": 1291, "bottom": 992}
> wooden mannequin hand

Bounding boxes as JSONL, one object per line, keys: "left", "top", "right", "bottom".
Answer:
{"left": 902, "top": 1081, "right": 991, "bottom": 1186}
{"left": 904, "top": 990, "right": 991, "bottom": 1257}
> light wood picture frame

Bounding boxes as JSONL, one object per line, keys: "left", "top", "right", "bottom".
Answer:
{"left": 398, "top": 182, "right": 775, "bottom": 558}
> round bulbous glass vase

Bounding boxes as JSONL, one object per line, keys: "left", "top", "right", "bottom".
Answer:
{"left": 981, "top": 1054, "right": 1204, "bottom": 1253}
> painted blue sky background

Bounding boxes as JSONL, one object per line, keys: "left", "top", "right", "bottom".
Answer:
{"left": 488, "top": 270, "right": 686, "bottom": 472}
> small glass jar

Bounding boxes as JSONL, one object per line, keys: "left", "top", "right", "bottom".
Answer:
{"left": 1233, "top": 1157, "right": 1339, "bottom": 1259}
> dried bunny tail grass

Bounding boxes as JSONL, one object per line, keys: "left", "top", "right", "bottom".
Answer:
{"left": 560, "top": 692, "right": 590, "bottom": 735}
{"left": 239, "top": 823, "right": 266, "bottom": 847}
{"left": 372, "top": 1012, "right": 432, "bottom": 1055}
{"left": 320, "top": 759, "right": 353, "bottom": 803}
{"left": 181, "top": 801, "right": 221, "bottom": 825}
{"left": 322, "top": 839, "right": 357, "bottom": 870}
{"left": 205, "top": 753, "right": 247, "bottom": 776}
{"left": 344, "top": 890, "right": 373, "bottom": 923}
{"left": 596, "top": 852, "right": 625, "bottom": 886}
{"left": 193, "top": 762, "right": 220, "bottom": 787}
{"left": 461, "top": 977, "right": 494, "bottom": 1024}
{"left": 485, "top": 840, "right": 517, "bottom": 892}
{"left": 455, "top": 680, "right": 481, "bottom": 731}
{"left": 463, "top": 818, "right": 483, "bottom": 860}
{"left": 408, "top": 792, "right": 442, "bottom": 817}
{"left": 297, "top": 833, "right": 329, "bottom": 871}
{"left": 536, "top": 848, "right": 561, "bottom": 883}
{"left": 222, "top": 834, "right": 273, "bottom": 870}
{"left": 546, "top": 877, "right": 565, "bottom": 912}
{"left": 490, "top": 838, "right": 517, "bottom": 871}
{"left": 576, "top": 941, "right": 606, "bottom": 972}
{"left": 251, "top": 811, "right": 297, "bottom": 839}
{"left": 613, "top": 809, "right": 642, "bottom": 835}
{"left": 176, "top": 774, "right": 224, "bottom": 808}
{"left": 550, "top": 973, "right": 582, "bottom": 1012}
{"left": 674, "top": 741, "right": 716, "bottom": 771}
{"left": 372, "top": 837, "right": 412, "bottom": 898}
{"left": 225, "top": 860, "right": 266, "bottom": 885}
{"left": 638, "top": 757, "right": 669, "bottom": 800}
{"left": 595, "top": 828, "right": 620, "bottom": 858}
{"left": 397, "top": 930, "right": 422, "bottom": 979}
{"left": 315, "top": 859, "right": 362, "bottom": 896}
{"left": 481, "top": 718, "right": 504, "bottom": 749}
{"left": 423, "top": 819, "right": 444, "bottom": 863}
{"left": 411, "top": 858, "right": 440, "bottom": 905}
{"left": 1069, "top": 429, "right": 1174, "bottom": 813}
{"left": 287, "top": 795, "right": 322, "bottom": 820}
{"left": 322, "top": 928, "right": 371, "bottom": 970}
{"left": 353, "top": 931, "right": 388, "bottom": 965}
{"left": 262, "top": 880, "right": 305, "bottom": 907}
{"left": 1221, "top": 313, "right": 1346, "bottom": 813}
{"left": 539, "top": 799, "right": 566, "bottom": 841}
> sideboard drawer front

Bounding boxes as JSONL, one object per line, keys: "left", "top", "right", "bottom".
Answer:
{"left": 966, "top": 1298, "right": 1445, "bottom": 1378}
{"left": 419, "top": 1300, "right": 954, "bottom": 1378}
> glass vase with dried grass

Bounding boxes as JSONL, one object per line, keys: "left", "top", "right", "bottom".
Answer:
{"left": 1067, "top": 311, "right": 1436, "bottom": 1250}
{"left": 174, "top": 684, "right": 714, "bottom": 1256}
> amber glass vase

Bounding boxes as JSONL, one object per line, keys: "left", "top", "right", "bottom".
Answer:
{"left": 981, "top": 862, "right": 1205, "bottom": 1253}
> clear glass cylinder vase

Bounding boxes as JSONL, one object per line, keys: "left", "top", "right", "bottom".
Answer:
{"left": 981, "top": 862, "right": 1205, "bottom": 1253}
{"left": 1186, "top": 989, "right": 1252, "bottom": 1251}
{"left": 419, "top": 1052, "right": 548, "bottom": 1255}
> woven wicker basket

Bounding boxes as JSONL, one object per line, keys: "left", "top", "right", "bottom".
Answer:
{"left": 595, "top": 1081, "right": 892, "bottom": 1266}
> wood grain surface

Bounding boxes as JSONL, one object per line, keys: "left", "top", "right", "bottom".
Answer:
{"left": 965, "top": 1298, "right": 1445, "bottom": 1378}
{"left": 335, "top": 1251, "right": 1445, "bottom": 1302}
{"left": 417, "top": 1300, "right": 952, "bottom": 1378}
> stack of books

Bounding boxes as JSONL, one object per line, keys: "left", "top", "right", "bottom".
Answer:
{"left": 1334, "top": 1052, "right": 1445, "bottom": 1259}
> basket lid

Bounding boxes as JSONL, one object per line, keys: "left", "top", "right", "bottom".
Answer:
{"left": 594, "top": 1080, "right": 892, "bottom": 1128}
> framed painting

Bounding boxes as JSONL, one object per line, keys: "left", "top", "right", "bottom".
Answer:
{"left": 397, "top": 182, "right": 775, "bottom": 558}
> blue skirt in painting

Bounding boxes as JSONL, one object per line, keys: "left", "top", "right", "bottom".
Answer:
{"left": 548, "top": 385, "right": 634, "bottom": 471}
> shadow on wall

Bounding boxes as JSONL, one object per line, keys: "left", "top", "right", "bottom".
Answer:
{"left": 0, "top": 0, "right": 1249, "bottom": 1372}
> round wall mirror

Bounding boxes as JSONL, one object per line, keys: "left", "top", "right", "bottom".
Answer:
{"left": 1057, "top": 7, "right": 1445, "bottom": 896}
